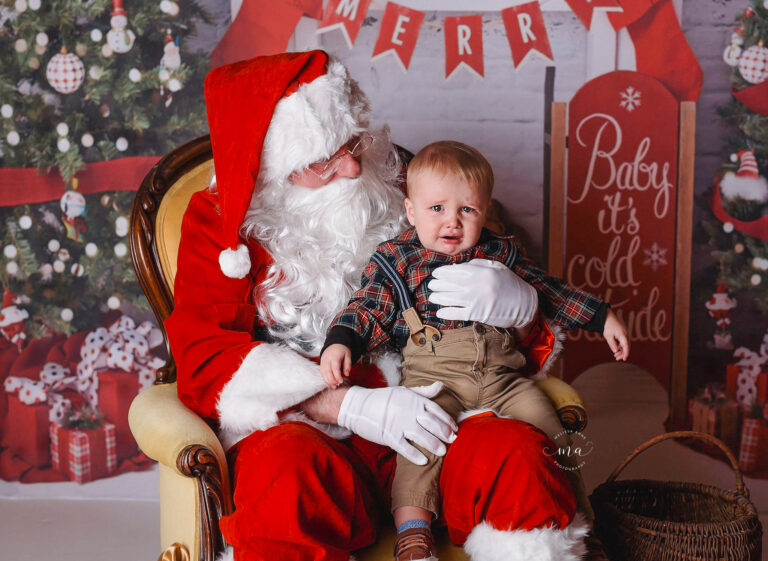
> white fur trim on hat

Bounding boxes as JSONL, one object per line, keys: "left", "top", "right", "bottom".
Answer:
{"left": 219, "top": 244, "right": 251, "bottom": 279}
{"left": 216, "top": 342, "right": 329, "bottom": 449}
{"left": 261, "top": 58, "right": 370, "bottom": 183}
{"left": 463, "top": 512, "right": 589, "bottom": 561}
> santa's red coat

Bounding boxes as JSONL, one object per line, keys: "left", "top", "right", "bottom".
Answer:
{"left": 165, "top": 188, "right": 585, "bottom": 560}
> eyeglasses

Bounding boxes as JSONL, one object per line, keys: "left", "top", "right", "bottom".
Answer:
{"left": 297, "top": 133, "right": 374, "bottom": 180}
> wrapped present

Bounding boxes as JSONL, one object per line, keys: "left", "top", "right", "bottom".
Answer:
{"left": 690, "top": 386, "right": 741, "bottom": 449}
{"left": 97, "top": 371, "right": 140, "bottom": 460}
{"left": 727, "top": 364, "right": 768, "bottom": 406}
{"left": 738, "top": 417, "right": 768, "bottom": 472}
{"left": 2, "top": 363, "right": 85, "bottom": 467}
{"left": 50, "top": 420, "right": 117, "bottom": 483}
{"left": 76, "top": 315, "right": 164, "bottom": 460}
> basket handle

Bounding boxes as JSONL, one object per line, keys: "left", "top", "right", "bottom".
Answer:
{"left": 605, "top": 431, "right": 748, "bottom": 498}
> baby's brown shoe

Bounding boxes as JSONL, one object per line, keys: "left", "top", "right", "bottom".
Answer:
{"left": 393, "top": 527, "right": 438, "bottom": 561}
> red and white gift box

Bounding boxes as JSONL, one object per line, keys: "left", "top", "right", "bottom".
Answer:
{"left": 76, "top": 316, "right": 163, "bottom": 460}
{"left": 50, "top": 421, "right": 117, "bottom": 483}
{"left": 2, "top": 363, "right": 85, "bottom": 467}
{"left": 738, "top": 418, "right": 768, "bottom": 473}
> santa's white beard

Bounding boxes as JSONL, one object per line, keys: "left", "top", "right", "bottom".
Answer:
{"left": 242, "top": 133, "right": 407, "bottom": 355}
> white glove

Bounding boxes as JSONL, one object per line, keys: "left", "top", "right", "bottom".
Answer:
{"left": 337, "top": 382, "right": 457, "bottom": 465}
{"left": 428, "top": 258, "right": 538, "bottom": 328}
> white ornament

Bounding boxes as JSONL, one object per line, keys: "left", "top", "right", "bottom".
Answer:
{"left": 60, "top": 308, "right": 74, "bottom": 322}
{"left": 85, "top": 243, "right": 98, "bottom": 257}
{"left": 70, "top": 263, "right": 84, "bottom": 277}
{"left": 128, "top": 68, "right": 142, "bottom": 82}
{"left": 91, "top": 29, "right": 103, "bottom": 42}
{"left": 28, "top": 0, "right": 40, "bottom": 9}
{"left": 751, "top": 274, "right": 762, "bottom": 286}
{"left": 739, "top": 43, "right": 768, "bottom": 84}
{"left": 57, "top": 138, "right": 71, "bottom": 153}
{"left": 114, "top": 242, "right": 127, "bottom": 257}
{"left": 1, "top": 104, "right": 12, "bottom": 119}
{"left": 107, "top": 296, "right": 121, "bottom": 310}
{"left": 6, "top": 261, "right": 18, "bottom": 275}
{"left": 723, "top": 222, "right": 734, "bottom": 233}
{"left": 115, "top": 137, "right": 128, "bottom": 151}
{"left": 48, "top": 239, "right": 61, "bottom": 252}
{"left": 753, "top": 257, "right": 768, "bottom": 271}
{"left": 57, "top": 248, "right": 70, "bottom": 262}
{"left": 89, "top": 66, "right": 103, "bottom": 80}
{"left": 53, "top": 259, "right": 65, "bottom": 273}
{"left": 724, "top": 43, "right": 742, "bottom": 67}
{"left": 160, "top": 0, "right": 179, "bottom": 15}
{"left": 18, "top": 215, "right": 32, "bottom": 229}
{"left": 56, "top": 122, "right": 69, "bottom": 136}
{"left": 14, "top": 0, "right": 26, "bottom": 12}
{"left": 46, "top": 50, "right": 85, "bottom": 94}
{"left": 14, "top": 39, "right": 27, "bottom": 53}
{"left": 107, "top": 14, "right": 136, "bottom": 54}
{"left": 3, "top": 245, "right": 18, "bottom": 259}
{"left": 60, "top": 190, "right": 85, "bottom": 219}
{"left": 28, "top": 57, "right": 40, "bottom": 71}
{"left": 115, "top": 216, "right": 129, "bottom": 236}
{"left": 168, "top": 78, "right": 182, "bottom": 92}
{"left": 35, "top": 32, "right": 48, "bottom": 46}
{"left": 81, "top": 133, "right": 94, "bottom": 148}
{"left": 38, "top": 263, "right": 53, "bottom": 280}
{"left": 158, "top": 68, "right": 170, "bottom": 82}
{"left": 101, "top": 43, "right": 114, "bottom": 57}
{"left": 732, "top": 32, "right": 745, "bottom": 46}
{"left": 35, "top": 44, "right": 46, "bottom": 56}
{"left": 75, "top": 43, "right": 87, "bottom": 57}
{"left": 6, "top": 131, "right": 20, "bottom": 146}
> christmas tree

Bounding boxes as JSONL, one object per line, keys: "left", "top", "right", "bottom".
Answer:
{"left": 696, "top": 0, "right": 768, "bottom": 353}
{"left": 0, "top": 0, "right": 211, "bottom": 340}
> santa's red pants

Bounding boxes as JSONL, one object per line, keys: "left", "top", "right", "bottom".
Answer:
{"left": 220, "top": 415, "right": 577, "bottom": 561}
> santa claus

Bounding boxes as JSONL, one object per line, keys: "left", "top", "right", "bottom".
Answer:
{"left": 165, "top": 51, "right": 588, "bottom": 561}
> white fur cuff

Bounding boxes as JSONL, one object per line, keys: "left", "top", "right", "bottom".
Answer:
{"left": 463, "top": 512, "right": 589, "bottom": 561}
{"left": 217, "top": 343, "right": 329, "bottom": 448}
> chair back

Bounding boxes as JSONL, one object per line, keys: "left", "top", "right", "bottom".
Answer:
{"left": 129, "top": 135, "right": 213, "bottom": 383}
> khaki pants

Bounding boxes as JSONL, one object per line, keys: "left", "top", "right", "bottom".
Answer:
{"left": 391, "top": 323, "right": 591, "bottom": 519}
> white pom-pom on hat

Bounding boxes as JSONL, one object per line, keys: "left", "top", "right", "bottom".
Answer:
{"left": 219, "top": 244, "right": 251, "bottom": 279}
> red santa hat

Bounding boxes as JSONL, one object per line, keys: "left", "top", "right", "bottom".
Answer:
{"left": 111, "top": 0, "right": 127, "bottom": 17}
{"left": 204, "top": 50, "right": 370, "bottom": 278}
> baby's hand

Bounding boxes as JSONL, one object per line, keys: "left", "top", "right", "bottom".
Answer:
{"left": 603, "top": 308, "right": 630, "bottom": 361}
{"left": 320, "top": 344, "right": 352, "bottom": 388}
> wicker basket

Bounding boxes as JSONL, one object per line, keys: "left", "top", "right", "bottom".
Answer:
{"left": 590, "top": 431, "right": 762, "bottom": 561}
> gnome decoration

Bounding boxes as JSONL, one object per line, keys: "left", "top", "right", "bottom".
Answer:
{"left": 106, "top": 0, "right": 136, "bottom": 54}
{"left": 721, "top": 149, "right": 768, "bottom": 203}
{"left": 706, "top": 277, "right": 738, "bottom": 350}
{"left": 60, "top": 181, "right": 87, "bottom": 241}
{"left": 160, "top": 30, "right": 181, "bottom": 71}
{"left": 0, "top": 287, "right": 29, "bottom": 348}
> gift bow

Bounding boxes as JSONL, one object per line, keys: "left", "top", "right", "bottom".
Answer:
{"left": 76, "top": 315, "right": 165, "bottom": 406}
{"left": 3, "top": 362, "right": 79, "bottom": 423}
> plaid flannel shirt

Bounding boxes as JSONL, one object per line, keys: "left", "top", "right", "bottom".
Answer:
{"left": 328, "top": 227, "right": 604, "bottom": 357}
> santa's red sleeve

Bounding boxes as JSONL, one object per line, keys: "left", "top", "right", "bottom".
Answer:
{"left": 165, "top": 189, "right": 331, "bottom": 449}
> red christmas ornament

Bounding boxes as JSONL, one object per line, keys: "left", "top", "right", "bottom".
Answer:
{"left": 745, "top": 6, "right": 755, "bottom": 18}
{"left": 0, "top": 287, "right": 29, "bottom": 348}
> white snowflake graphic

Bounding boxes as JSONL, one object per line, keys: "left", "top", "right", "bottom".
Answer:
{"left": 642, "top": 242, "right": 668, "bottom": 271}
{"left": 619, "top": 87, "right": 642, "bottom": 112}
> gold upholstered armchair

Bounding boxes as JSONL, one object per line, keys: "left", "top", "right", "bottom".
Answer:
{"left": 127, "top": 135, "right": 590, "bottom": 561}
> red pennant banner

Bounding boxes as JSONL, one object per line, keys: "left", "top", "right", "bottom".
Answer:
{"left": 371, "top": 2, "right": 424, "bottom": 71}
{"left": 444, "top": 15, "right": 484, "bottom": 79}
{"left": 316, "top": 0, "right": 373, "bottom": 49}
{"left": 564, "top": 0, "right": 621, "bottom": 30}
{"left": 501, "top": 2, "right": 553, "bottom": 69}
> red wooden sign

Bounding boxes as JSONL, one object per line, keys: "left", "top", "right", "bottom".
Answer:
{"left": 562, "top": 71, "right": 679, "bottom": 389}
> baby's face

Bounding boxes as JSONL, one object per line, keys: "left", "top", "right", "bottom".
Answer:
{"left": 404, "top": 169, "right": 488, "bottom": 255}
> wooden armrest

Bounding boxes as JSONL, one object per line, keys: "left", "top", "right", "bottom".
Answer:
{"left": 534, "top": 376, "right": 588, "bottom": 433}
{"left": 128, "top": 382, "right": 227, "bottom": 473}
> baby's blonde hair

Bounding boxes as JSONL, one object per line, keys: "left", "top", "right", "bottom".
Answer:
{"left": 407, "top": 140, "right": 494, "bottom": 199}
